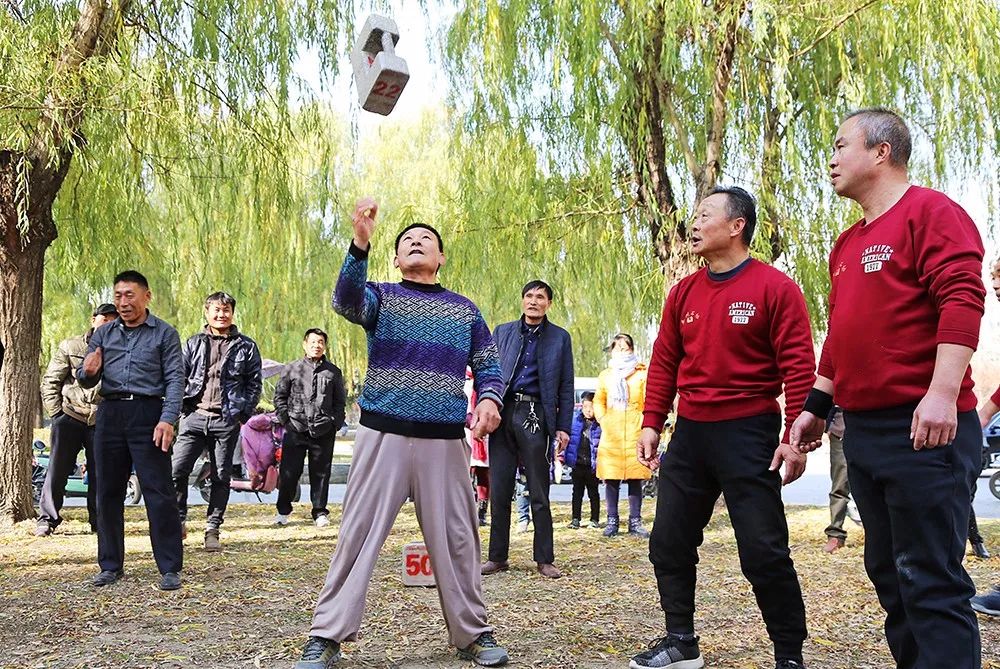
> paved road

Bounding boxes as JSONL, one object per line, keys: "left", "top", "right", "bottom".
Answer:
{"left": 64, "top": 442, "right": 1000, "bottom": 519}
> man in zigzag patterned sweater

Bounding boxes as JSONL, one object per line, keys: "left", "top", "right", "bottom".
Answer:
{"left": 293, "top": 197, "right": 510, "bottom": 669}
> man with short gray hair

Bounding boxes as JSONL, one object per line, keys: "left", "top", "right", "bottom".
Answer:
{"left": 632, "top": 186, "right": 814, "bottom": 669}
{"left": 791, "top": 108, "right": 984, "bottom": 669}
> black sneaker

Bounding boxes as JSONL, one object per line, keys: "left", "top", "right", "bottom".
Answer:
{"left": 567, "top": 518, "right": 581, "bottom": 529}
{"left": 775, "top": 661, "right": 806, "bottom": 669}
{"left": 159, "top": 572, "right": 182, "bottom": 591}
{"left": 457, "top": 631, "right": 509, "bottom": 666}
{"left": 630, "top": 635, "right": 703, "bottom": 669}
{"left": 295, "top": 636, "right": 341, "bottom": 669}
{"left": 92, "top": 569, "right": 123, "bottom": 587}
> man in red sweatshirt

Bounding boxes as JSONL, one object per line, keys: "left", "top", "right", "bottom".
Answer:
{"left": 791, "top": 108, "right": 984, "bottom": 669}
{"left": 631, "top": 186, "right": 815, "bottom": 669}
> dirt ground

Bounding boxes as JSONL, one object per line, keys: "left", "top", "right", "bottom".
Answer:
{"left": 1, "top": 503, "right": 997, "bottom": 669}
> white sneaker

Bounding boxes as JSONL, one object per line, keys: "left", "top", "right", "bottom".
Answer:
{"left": 315, "top": 515, "right": 330, "bottom": 528}
{"left": 274, "top": 513, "right": 290, "bottom": 526}
{"left": 847, "top": 498, "right": 863, "bottom": 525}
{"left": 517, "top": 519, "right": 530, "bottom": 533}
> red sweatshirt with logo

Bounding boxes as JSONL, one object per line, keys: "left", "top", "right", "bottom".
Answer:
{"left": 817, "top": 186, "right": 985, "bottom": 412}
{"left": 642, "top": 259, "right": 816, "bottom": 443}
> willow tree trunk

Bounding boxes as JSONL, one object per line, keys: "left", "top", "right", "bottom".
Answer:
{"left": 0, "top": 0, "right": 126, "bottom": 523}
{"left": 0, "top": 152, "right": 57, "bottom": 524}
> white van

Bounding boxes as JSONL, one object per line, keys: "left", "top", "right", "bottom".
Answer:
{"left": 573, "top": 376, "right": 598, "bottom": 408}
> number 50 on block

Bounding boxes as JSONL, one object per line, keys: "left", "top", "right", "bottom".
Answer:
{"left": 402, "top": 542, "right": 436, "bottom": 587}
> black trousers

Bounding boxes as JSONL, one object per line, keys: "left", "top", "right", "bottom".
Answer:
{"left": 488, "top": 399, "right": 554, "bottom": 564}
{"left": 93, "top": 398, "right": 183, "bottom": 574}
{"left": 171, "top": 412, "right": 240, "bottom": 529}
{"left": 571, "top": 465, "right": 600, "bottom": 523}
{"left": 650, "top": 414, "right": 806, "bottom": 662}
{"left": 277, "top": 429, "right": 334, "bottom": 518}
{"left": 844, "top": 406, "right": 981, "bottom": 669}
{"left": 38, "top": 413, "right": 97, "bottom": 530}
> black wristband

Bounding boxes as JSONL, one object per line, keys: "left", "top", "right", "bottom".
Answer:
{"left": 802, "top": 388, "right": 834, "bottom": 417}
{"left": 348, "top": 240, "right": 370, "bottom": 260}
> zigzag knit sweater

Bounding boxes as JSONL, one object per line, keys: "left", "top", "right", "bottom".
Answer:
{"left": 332, "top": 242, "right": 505, "bottom": 438}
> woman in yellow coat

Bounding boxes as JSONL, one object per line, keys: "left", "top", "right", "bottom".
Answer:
{"left": 594, "top": 333, "right": 652, "bottom": 537}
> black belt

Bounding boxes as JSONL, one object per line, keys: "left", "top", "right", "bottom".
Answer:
{"left": 103, "top": 393, "right": 161, "bottom": 401}
{"left": 509, "top": 392, "right": 540, "bottom": 403}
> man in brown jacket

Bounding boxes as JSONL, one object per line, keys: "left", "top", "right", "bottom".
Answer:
{"left": 36, "top": 303, "right": 118, "bottom": 536}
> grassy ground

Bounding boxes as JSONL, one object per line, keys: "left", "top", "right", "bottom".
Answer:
{"left": 0, "top": 503, "right": 997, "bottom": 669}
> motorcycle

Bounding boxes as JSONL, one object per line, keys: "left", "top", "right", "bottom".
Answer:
{"left": 981, "top": 413, "right": 1000, "bottom": 501}
{"left": 31, "top": 439, "right": 142, "bottom": 505}
{"left": 190, "top": 417, "right": 301, "bottom": 504}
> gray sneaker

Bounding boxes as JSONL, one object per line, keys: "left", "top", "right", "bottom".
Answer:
{"left": 971, "top": 586, "right": 1000, "bottom": 616}
{"left": 204, "top": 528, "right": 221, "bottom": 552}
{"left": 295, "top": 636, "right": 341, "bottom": 669}
{"left": 457, "top": 632, "right": 509, "bottom": 667}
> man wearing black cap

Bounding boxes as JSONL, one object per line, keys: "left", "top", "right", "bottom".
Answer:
{"left": 36, "top": 303, "right": 119, "bottom": 536}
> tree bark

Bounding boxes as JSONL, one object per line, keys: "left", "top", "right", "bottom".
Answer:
{"left": 0, "top": 152, "right": 56, "bottom": 524}
{"left": 759, "top": 103, "right": 784, "bottom": 261}
{"left": 0, "top": 0, "right": 127, "bottom": 523}
{"left": 695, "top": 0, "right": 746, "bottom": 203}
{"left": 629, "top": 5, "right": 697, "bottom": 280}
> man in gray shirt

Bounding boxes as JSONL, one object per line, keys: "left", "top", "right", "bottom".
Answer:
{"left": 78, "top": 270, "right": 185, "bottom": 591}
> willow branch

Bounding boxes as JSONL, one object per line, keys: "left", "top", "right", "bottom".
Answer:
{"left": 757, "top": 0, "right": 879, "bottom": 64}
{"left": 3, "top": 0, "right": 25, "bottom": 23}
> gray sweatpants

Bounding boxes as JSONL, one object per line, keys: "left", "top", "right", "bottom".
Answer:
{"left": 310, "top": 425, "right": 491, "bottom": 649}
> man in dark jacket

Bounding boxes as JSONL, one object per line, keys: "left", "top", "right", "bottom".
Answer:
{"left": 36, "top": 303, "right": 118, "bottom": 536}
{"left": 170, "top": 291, "right": 262, "bottom": 551}
{"left": 273, "top": 328, "right": 347, "bottom": 527}
{"left": 482, "top": 280, "right": 574, "bottom": 579}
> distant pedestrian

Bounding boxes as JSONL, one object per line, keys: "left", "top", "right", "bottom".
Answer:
{"left": 822, "top": 407, "right": 850, "bottom": 553}
{"left": 171, "top": 291, "right": 262, "bottom": 551}
{"left": 562, "top": 391, "right": 601, "bottom": 529}
{"left": 594, "top": 333, "right": 651, "bottom": 538}
{"left": 466, "top": 369, "right": 491, "bottom": 526}
{"left": 272, "top": 328, "right": 347, "bottom": 528}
